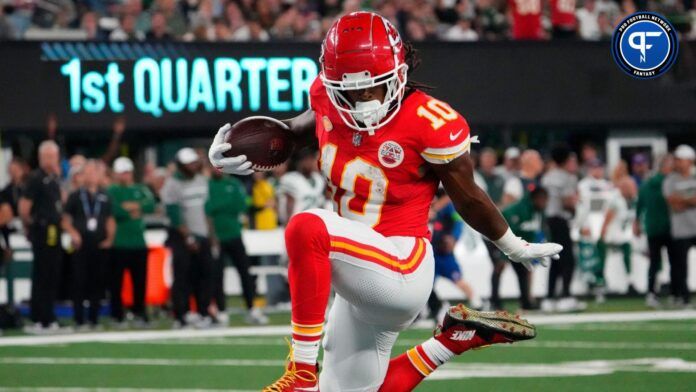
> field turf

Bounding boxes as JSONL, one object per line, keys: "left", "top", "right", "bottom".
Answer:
{"left": 1, "top": 299, "right": 695, "bottom": 391}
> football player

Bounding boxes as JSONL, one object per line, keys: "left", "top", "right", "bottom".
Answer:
{"left": 209, "top": 12, "right": 562, "bottom": 392}
{"left": 277, "top": 148, "right": 326, "bottom": 223}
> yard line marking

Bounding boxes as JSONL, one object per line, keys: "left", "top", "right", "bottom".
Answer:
{"left": 0, "top": 357, "right": 286, "bottom": 367}
{"left": 544, "top": 323, "right": 696, "bottom": 332}
{"left": 428, "top": 357, "right": 696, "bottom": 380}
{"left": 1, "top": 310, "right": 695, "bottom": 347}
{"left": 0, "top": 357, "right": 693, "bottom": 380}
{"left": 525, "top": 310, "right": 696, "bottom": 326}
{"left": 138, "top": 338, "right": 696, "bottom": 351}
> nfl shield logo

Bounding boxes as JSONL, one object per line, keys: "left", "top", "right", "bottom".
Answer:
{"left": 352, "top": 132, "right": 363, "bottom": 147}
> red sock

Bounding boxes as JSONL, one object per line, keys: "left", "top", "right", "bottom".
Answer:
{"left": 285, "top": 213, "right": 331, "bottom": 363}
{"left": 378, "top": 352, "right": 426, "bottom": 392}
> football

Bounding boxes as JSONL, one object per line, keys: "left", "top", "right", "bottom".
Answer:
{"left": 223, "top": 116, "right": 295, "bottom": 171}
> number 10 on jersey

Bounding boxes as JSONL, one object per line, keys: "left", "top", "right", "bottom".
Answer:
{"left": 320, "top": 143, "right": 388, "bottom": 227}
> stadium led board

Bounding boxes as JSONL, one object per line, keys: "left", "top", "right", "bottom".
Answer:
{"left": 0, "top": 41, "right": 695, "bottom": 132}
{"left": 0, "top": 42, "right": 321, "bottom": 131}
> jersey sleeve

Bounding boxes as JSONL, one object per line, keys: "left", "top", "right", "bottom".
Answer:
{"left": 278, "top": 174, "right": 299, "bottom": 199}
{"left": 418, "top": 101, "right": 472, "bottom": 165}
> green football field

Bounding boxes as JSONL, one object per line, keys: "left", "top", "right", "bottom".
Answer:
{"left": 1, "top": 304, "right": 696, "bottom": 391}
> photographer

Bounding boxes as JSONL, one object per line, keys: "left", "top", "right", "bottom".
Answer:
{"left": 62, "top": 160, "right": 115, "bottom": 328}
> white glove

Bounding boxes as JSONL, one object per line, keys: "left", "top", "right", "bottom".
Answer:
{"left": 208, "top": 123, "right": 254, "bottom": 175}
{"left": 493, "top": 228, "right": 563, "bottom": 271}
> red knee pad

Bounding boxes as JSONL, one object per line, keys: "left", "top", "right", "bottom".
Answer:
{"left": 285, "top": 212, "right": 330, "bottom": 259}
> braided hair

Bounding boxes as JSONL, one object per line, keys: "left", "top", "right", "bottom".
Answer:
{"left": 403, "top": 41, "right": 433, "bottom": 91}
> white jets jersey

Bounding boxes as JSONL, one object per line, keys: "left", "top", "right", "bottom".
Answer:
{"left": 575, "top": 176, "right": 615, "bottom": 240}
{"left": 278, "top": 171, "right": 326, "bottom": 222}
{"left": 604, "top": 194, "right": 636, "bottom": 244}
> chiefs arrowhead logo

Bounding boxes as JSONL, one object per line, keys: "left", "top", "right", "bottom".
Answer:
{"left": 378, "top": 141, "right": 404, "bottom": 168}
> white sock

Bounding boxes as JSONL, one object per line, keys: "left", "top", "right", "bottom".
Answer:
{"left": 420, "top": 337, "right": 455, "bottom": 366}
{"left": 292, "top": 339, "right": 321, "bottom": 365}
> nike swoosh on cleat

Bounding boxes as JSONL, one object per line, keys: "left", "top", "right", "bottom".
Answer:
{"left": 449, "top": 129, "right": 463, "bottom": 141}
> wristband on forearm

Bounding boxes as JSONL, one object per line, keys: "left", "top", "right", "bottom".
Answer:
{"left": 492, "top": 228, "right": 527, "bottom": 255}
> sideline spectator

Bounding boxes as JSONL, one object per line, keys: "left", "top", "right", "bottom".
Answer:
{"left": 252, "top": 172, "right": 278, "bottom": 230}
{"left": 108, "top": 157, "right": 155, "bottom": 326}
{"left": 431, "top": 198, "right": 483, "bottom": 314}
{"left": 631, "top": 153, "right": 650, "bottom": 187}
{"left": 542, "top": 146, "right": 583, "bottom": 312}
{"left": 477, "top": 148, "right": 505, "bottom": 206}
{"left": 575, "top": 158, "right": 614, "bottom": 302}
{"left": 0, "top": 158, "right": 30, "bottom": 261}
{"left": 19, "top": 141, "right": 64, "bottom": 334}
{"left": 495, "top": 147, "right": 521, "bottom": 183}
{"left": 597, "top": 176, "right": 637, "bottom": 296}
{"left": 663, "top": 145, "right": 696, "bottom": 307}
{"left": 491, "top": 149, "right": 543, "bottom": 310}
{"left": 502, "top": 187, "right": 549, "bottom": 310}
{"left": 278, "top": 148, "right": 325, "bottom": 222}
{"left": 501, "top": 149, "right": 543, "bottom": 206}
{"left": 206, "top": 168, "right": 268, "bottom": 325}
{"left": 62, "top": 160, "right": 115, "bottom": 329}
{"left": 162, "top": 148, "right": 215, "bottom": 328}
{"left": 635, "top": 154, "right": 674, "bottom": 308}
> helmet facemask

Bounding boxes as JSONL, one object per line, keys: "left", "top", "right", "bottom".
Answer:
{"left": 321, "top": 63, "right": 408, "bottom": 135}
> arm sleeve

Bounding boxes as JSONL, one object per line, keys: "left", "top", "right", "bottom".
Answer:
{"left": 22, "top": 174, "right": 38, "bottom": 201}
{"left": 662, "top": 176, "right": 674, "bottom": 198}
{"left": 166, "top": 204, "right": 182, "bottom": 228}
{"left": 108, "top": 188, "right": 130, "bottom": 220}
{"left": 279, "top": 174, "right": 300, "bottom": 199}
{"left": 419, "top": 100, "right": 472, "bottom": 165}
{"left": 161, "top": 178, "right": 182, "bottom": 227}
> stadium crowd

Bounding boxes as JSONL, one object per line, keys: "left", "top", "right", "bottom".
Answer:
{"left": 0, "top": 119, "right": 694, "bottom": 333}
{"left": 1, "top": 0, "right": 696, "bottom": 42}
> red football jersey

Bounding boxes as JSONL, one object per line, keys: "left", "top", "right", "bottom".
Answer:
{"left": 550, "top": 0, "right": 577, "bottom": 28}
{"left": 508, "top": 0, "right": 543, "bottom": 40}
{"left": 310, "top": 77, "right": 471, "bottom": 238}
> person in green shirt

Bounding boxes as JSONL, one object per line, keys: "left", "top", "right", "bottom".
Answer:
{"left": 206, "top": 169, "right": 268, "bottom": 325}
{"left": 634, "top": 154, "right": 674, "bottom": 308}
{"left": 501, "top": 187, "right": 549, "bottom": 310}
{"left": 108, "top": 157, "right": 155, "bottom": 325}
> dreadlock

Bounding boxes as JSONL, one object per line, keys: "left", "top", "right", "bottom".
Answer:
{"left": 403, "top": 41, "right": 434, "bottom": 91}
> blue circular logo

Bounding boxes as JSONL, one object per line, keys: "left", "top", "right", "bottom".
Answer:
{"left": 611, "top": 12, "right": 678, "bottom": 79}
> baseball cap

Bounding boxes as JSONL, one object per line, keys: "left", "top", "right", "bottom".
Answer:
{"left": 504, "top": 147, "right": 521, "bottom": 160}
{"left": 674, "top": 145, "right": 696, "bottom": 161}
{"left": 112, "top": 157, "right": 134, "bottom": 173}
{"left": 176, "top": 148, "right": 200, "bottom": 165}
{"left": 632, "top": 153, "right": 649, "bottom": 165}
{"left": 587, "top": 158, "right": 604, "bottom": 168}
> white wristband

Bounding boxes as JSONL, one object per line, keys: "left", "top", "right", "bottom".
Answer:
{"left": 492, "top": 228, "right": 526, "bottom": 255}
